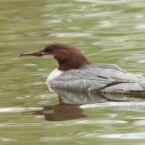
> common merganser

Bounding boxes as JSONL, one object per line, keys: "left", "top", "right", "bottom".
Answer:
{"left": 20, "top": 42, "right": 145, "bottom": 93}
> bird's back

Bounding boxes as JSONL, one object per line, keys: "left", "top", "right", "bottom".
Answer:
{"left": 47, "top": 63, "right": 145, "bottom": 93}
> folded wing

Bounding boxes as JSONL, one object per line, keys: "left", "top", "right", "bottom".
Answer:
{"left": 48, "top": 64, "right": 145, "bottom": 92}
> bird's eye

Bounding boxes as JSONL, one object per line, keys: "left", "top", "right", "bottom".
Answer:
{"left": 44, "top": 46, "right": 54, "bottom": 53}
{"left": 48, "top": 47, "right": 54, "bottom": 52}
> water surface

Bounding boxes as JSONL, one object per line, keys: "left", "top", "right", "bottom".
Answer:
{"left": 1, "top": 0, "right": 145, "bottom": 144}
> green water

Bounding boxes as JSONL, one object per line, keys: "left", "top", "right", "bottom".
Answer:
{"left": 1, "top": 0, "right": 145, "bottom": 144}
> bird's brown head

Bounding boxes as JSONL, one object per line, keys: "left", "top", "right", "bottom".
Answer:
{"left": 20, "top": 42, "right": 91, "bottom": 71}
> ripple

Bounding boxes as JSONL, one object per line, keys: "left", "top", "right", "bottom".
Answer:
{"left": 75, "top": 0, "right": 128, "bottom": 4}
{"left": 98, "top": 131, "right": 145, "bottom": 139}
{"left": 49, "top": 33, "right": 92, "bottom": 38}
{"left": 0, "top": 123, "right": 41, "bottom": 127}
{"left": 134, "top": 120, "right": 145, "bottom": 126}
{"left": 0, "top": 138, "right": 17, "bottom": 142}
{"left": 0, "top": 107, "right": 42, "bottom": 113}
{"left": 23, "top": 63, "right": 37, "bottom": 66}
{"left": 40, "top": 137, "right": 66, "bottom": 142}
{"left": 0, "top": 107, "right": 25, "bottom": 113}
{"left": 135, "top": 24, "right": 145, "bottom": 30}
{"left": 81, "top": 11, "right": 122, "bottom": 18}
{"left": 98, "top": 21, "right": 114, "bottom": 28}
{"left": 137, "top": 60, "right": 145, "bottom": 63}
{"left": 75, "top": 119, "right": 127, "bottom": 125}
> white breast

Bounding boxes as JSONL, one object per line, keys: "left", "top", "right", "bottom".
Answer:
{"left": 47, "top": 68, "right": 63, "bottom": 83}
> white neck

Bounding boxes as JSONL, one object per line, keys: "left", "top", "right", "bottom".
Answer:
{"left": 47, "top": 68, "right": 63, "bottom": 83}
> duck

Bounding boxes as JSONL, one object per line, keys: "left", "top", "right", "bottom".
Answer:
{"left": 20, "top": 42, "right": 145, "bottom": 93}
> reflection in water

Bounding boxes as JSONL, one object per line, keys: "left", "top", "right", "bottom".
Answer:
{"left": 23, "top": 88, "right": 145, "bottom": 121}
{"left": 52, "top": 88, "right": 145, "bottom": 103}
{"left": 23, "top": 98, "right": 87, "bottom": 121}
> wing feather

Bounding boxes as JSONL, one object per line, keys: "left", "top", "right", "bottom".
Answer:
{"left": 48, "top": 64, "right": 145, "bottom": 91}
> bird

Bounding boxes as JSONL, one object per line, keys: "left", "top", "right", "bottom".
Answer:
{"left": 20, "top": 42, "right": 145, "bottom": 93}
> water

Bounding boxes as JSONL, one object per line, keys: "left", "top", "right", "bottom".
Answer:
{"left": 1, "top": 0, "right": 145, "bottom": 144}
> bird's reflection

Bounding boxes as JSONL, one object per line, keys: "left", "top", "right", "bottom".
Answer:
{"left": 23, "top": 88, "right": 145, "bottom": 121}
{"left": 23, "top": 96, "right": 87, "bottom": 121}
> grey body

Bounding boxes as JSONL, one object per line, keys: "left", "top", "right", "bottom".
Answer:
{"left": 47, "top": 63, "right": 145, "bottom": 93}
